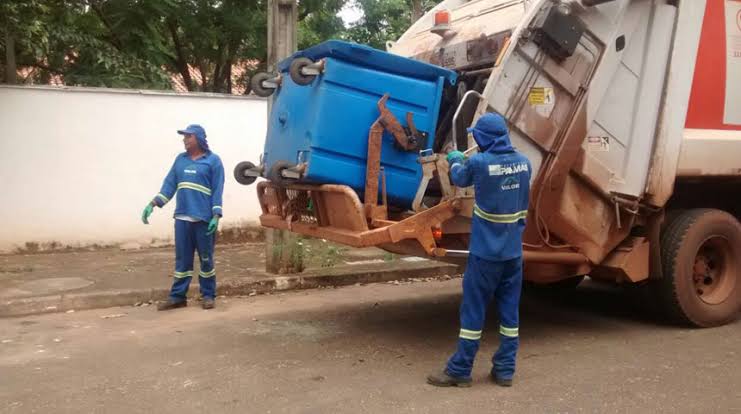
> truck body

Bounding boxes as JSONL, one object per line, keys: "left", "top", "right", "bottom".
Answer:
{"left": 240, "top": 0, "right": 741, "bottom": 327}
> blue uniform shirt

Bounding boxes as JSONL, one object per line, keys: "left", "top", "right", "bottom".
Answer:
{"left": 450, "top": 114, "right": 531, "bottom": 262}
{"left": 153, "top": 152, "right": 225, "bottom": 222}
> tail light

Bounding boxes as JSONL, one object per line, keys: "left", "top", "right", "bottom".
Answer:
{"left": 434, "top": 10, "right": 450, "bottom": 26}
{"left": 432, "top": 227, "right": 443, "bottom": 241}
{"left": 431, "top": 10, "right": 453, "bottom": 37}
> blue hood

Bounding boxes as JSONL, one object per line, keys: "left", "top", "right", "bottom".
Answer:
{"left": 467, "top": 113, "right": 514, "bottom": 154}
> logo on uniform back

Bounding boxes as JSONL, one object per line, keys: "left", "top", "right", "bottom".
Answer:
{"left": 488, "top": 163, "right": 528, "bottom": 176}
{"left": 184, "top": 169, "right": 197, "bottom": 174}
{"left": 501, "top": 176, "right": 520, "bottom": 191}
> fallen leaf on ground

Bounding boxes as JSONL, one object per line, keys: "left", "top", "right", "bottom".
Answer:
{"left": 100, "top": 314, "right": 126, "bottom": 319}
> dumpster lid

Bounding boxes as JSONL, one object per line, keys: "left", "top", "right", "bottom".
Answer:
{"left": 278, "top": 40, "right": 458, "bottom": 85}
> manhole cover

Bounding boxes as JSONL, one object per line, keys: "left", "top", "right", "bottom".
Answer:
{"left": 17, "top": 277, "right": 94, "bottom": 295}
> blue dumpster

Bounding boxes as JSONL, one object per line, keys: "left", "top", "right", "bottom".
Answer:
{"left": 263, "top": 40, "right": 457, "bottom": 208}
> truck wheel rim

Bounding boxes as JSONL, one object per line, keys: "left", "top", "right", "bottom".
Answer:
{"left": 692, "top": 236, "right": 736, "bottom": 305}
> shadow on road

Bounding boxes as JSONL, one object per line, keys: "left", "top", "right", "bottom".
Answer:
{"left": 266, "top": 279, "right": 678, "bottom": 347}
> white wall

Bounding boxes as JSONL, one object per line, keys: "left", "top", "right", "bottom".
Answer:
{"left": 0, "top": 85, "right": 267, "bottom": 252}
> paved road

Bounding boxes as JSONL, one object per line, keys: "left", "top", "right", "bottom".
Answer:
{"left": 1, "top": 279, "right": 739, "bottom": 413}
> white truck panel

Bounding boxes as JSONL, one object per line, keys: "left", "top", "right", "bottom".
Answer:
{"left": 678, "top": 129, "right": 741, "bottom": 177}
{"left": 645, "top": 0, "right": 707, "bottom": 205}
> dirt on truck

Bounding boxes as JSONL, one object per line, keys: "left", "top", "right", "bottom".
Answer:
{"left": 237, "top": 0, "right": 741, "bottom": 327}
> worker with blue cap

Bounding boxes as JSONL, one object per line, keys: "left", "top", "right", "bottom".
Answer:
{"left": 141, "top": 124, "right": 225, "bottom": 310}
{"left": 428, "top": 112, "right": 531, "bottom": 388}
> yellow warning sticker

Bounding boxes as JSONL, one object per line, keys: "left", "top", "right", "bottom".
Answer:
{"left": 528, "top": 87, "right": 554, "bottom": 105}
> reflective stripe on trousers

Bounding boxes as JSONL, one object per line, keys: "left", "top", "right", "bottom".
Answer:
{"left": 446, "top": 255, "right": 522, "bottom": 380}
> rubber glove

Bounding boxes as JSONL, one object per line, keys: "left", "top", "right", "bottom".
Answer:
{"left": 207, "top": 216, "right": 220, "bottom": 236}
{"left": 446, "top": 150, "right": 466, "bottom": 166}
{"left": 141, "top": 203, "right": 154, "bottom": 224}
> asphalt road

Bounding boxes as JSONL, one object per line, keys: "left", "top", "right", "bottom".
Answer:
{"left": 1, "top": 279, "right": 739, "bottom": 413}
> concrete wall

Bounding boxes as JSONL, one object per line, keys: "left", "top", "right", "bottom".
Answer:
{"left": 0, "top": 85, "right": 267, "bottom": 252}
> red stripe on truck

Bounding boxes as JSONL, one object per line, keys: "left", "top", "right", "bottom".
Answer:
{"left": 686, "top": 0, "right": 741, "bottom": 131}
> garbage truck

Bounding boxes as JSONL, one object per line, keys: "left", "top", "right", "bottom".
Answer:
{"left": 236, "top": 0, "right": 741, "bottom": 327}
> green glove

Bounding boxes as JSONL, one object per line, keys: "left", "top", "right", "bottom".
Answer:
{"left": 141, "top": 203, "right": 154, "bottom": 224}
{"left": 207, "top": 216, "right": 220, "bottom": 236}
{"left": 447, "top": 150, "right": 466, "bottom": 165}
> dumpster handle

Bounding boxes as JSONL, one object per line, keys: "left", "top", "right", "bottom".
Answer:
{"left": 451, "top": 90, "right": 484, "bottom": 151}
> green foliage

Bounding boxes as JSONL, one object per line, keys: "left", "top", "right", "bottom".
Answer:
{"left": 345, "top": 0, "right": 437, "bottom": 49}
{"left": 1, "top": 0, "right": 173, "bottom": 88}
{"left": 298, "top": 0, "right": 346, "bottom": 50}
{"left": 1, "top": 0, "right": 436, "bottom": 90}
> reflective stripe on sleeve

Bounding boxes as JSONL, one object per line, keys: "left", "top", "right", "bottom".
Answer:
{"left": 156, "top": 193, "right": 169, "bottom": 203}
{"left": 499, "top": 325, "right": 519, "bottom": 338}
{"left": 459, "top": 328, "right": 482, "bottom": 340}
{"left": 473, "top": 204, "right": 527, "bottom": 224}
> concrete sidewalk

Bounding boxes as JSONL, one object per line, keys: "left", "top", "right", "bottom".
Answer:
{"left": 0, "top": 242, "right": 460, "bottom": 317}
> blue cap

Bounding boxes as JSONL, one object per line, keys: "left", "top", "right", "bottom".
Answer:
{"left": 177, "top": 124, "right": 209, "bottom": 151}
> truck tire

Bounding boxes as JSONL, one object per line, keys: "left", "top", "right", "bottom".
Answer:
{"left": 658, "top": 209, "right": 741, "bottom": 327}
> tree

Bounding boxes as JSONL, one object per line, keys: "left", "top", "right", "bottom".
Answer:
{"left": 85, "top": 0, "right": 268, "bottom": 93}
{"left": 1, "top": 0, "right": 50, "bottom": 85}
{"left": 2, "top": 0, "right": 346, "bottom": 92}
{"left": 1, "top": 0, "right": 172, "bottom": 89}
{"left": 297, "top": 0, "right": 346, "bottom": 50}
{"left": 344, "top": 0, "right": 437, "bottom": 50}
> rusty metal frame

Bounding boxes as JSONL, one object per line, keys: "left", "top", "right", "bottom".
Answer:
{"left": 364, "top": 94, "right": 424, "bottom": 221}
{"left": 258, "top": 181, "right": 462, "bottom": 256}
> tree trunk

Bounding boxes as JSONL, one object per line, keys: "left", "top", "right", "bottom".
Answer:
{"left": 5, "top": 27, "right": 17, "bottom": 84}
{"left": 167, "top": 20, "right": 194, "bottom": 91}
{"left": 411, "top": 0, "right": 423, "bottom": 22}
{"left": 266, "top": 0, "right": 302, "bottom": 274}
{"left": 211, "top": 62, "right": 221, "bottom": 92}
{"left": 225, "top": 59, "right": 233, "bottom": 94}
{"left": 197, "top": 62, "right": 208, "bottom": 91}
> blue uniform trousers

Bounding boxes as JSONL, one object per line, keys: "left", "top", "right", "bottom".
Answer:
{"left": 169, "top": 220, "right": 216, "bottom": 302}
{"left": 446, "top": 254, "right": 522, "bottom": 380}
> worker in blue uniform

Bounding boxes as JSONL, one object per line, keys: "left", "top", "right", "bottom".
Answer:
{"left": 141, "top": 124, "right": 225, "bottom": 311}
{"left": 428, "top": 112, "right": 531, "bottom": 387}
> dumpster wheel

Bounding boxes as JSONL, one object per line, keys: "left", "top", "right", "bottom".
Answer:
{"left": 234, "top": 161, "right": 258, "bottom": 186}
{"left": 658, "top": 209, "right": 741, "bottom": 327}
{"left": 268, "top": 160, "right": 295, "bottom": 187}
{"left": 251, "top": 72, "right": 278, "bottom": 97}
{"left": 290, "top": 58, "right": 318, "bottom": 86}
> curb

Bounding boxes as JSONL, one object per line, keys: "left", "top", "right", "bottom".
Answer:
{"left": 0, "top": 260, "right": 460, "bottom": 318}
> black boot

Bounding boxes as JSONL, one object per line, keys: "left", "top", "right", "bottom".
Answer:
{"left": 157, "top": 300, "right": 187, "bottom": 311}
{"left": 427, "top": 371, "right": 472, "bottom": 388}
{"left": 491, "top": 373, "right": 513, "bottom": 387}
{"left": 202, "top": 298, "right": 215, "bottom": 310}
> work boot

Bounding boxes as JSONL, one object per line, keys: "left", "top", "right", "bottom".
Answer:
{"left": 202, "top": 298, "right": 215, "bottom": 310}
{"left": 491, "top": 373, "right": 513, "bottom": 387}
{"left": 157, "top": 300, "right": 187, "bottom": 311}
{"left": 426, "top": 371, "right": 472, "bottom": 388}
